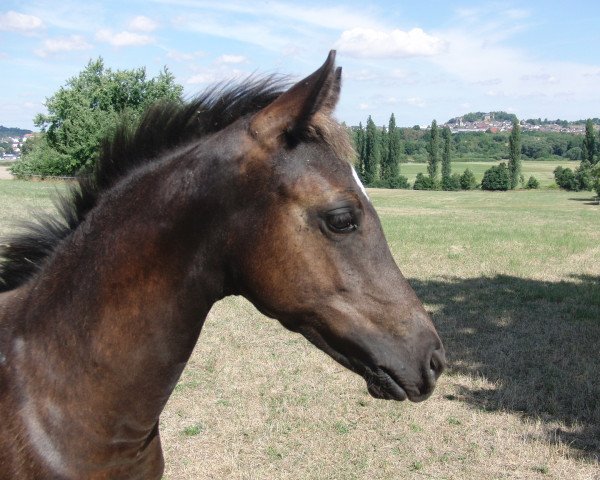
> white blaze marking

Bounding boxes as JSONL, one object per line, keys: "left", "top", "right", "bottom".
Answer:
{"left": 351, "top": 166, "right": 370, "bottom": 201}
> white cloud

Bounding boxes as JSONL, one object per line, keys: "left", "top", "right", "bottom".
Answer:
{"left": 216, "top": 54, "right": 247, "bottom": 64}
{"left": 335, "top": 27, "right": 446, "bottom": 59}
{"left": 96, "top": 29, "right": 154, "bottom": 47}
{"left": 0, "top": 11, "right": 42, "bottom": 31}
{"left": 166, "top": 49, "right": 205, "bottom": 62}
{"left": 35, "top": 35, "right": 92, "bottom": 57}
{"left": 187, "top": 68, "right": 245, "bottom": 85}
{"left": 128, "top": 15, "right": 158, "bottom": 32}
{"left": 406, "top": 97, "right": 426, "bottom": 108}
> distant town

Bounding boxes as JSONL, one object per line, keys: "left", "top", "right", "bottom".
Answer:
{"left": 0, "top": 126, "right": 34, "bottom": 161}
{"left": 443, "top": 112, "right": 587, "bottom": 135}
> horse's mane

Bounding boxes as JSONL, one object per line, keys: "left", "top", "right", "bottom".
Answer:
{"left": 0, "top": 76, "right": 288, "bottom": 292}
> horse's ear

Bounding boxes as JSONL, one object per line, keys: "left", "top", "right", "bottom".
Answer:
{"left": 250, "top": 50, "right": 341, "bottom": 149}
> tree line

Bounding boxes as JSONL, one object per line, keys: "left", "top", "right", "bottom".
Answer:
{"left": 353, "top": 115, "right": 529, "bottom": 191}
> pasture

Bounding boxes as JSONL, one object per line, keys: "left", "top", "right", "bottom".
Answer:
{"left": 400, "top": 159, "right": 570, "bottom": 187}
{"left": 0, "top": 179, "right": 598, "bottom": 479}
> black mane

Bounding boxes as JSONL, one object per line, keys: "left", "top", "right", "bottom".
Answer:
{"left": 0, "top": 76, "right": 287, "bottom": 292}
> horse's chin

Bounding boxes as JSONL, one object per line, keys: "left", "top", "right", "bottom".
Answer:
{"left": 364, "top": 367, "right": 435, "bottom": 403}
{"left": 365, "top": 368, "right": 408, "bottom": 401}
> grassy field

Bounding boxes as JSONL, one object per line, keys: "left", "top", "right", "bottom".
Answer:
{"left": 1, "top": 180, "right": 599, "bottom": 479}
{"left": 400, "top": 160, "right": 573, "bottom": 187}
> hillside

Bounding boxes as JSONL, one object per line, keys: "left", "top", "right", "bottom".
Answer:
{"left": 0, "top": 126, "right": 33, "bottom": 139}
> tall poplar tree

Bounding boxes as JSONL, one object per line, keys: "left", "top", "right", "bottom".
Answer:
{"left": 380, "top": 125, "right": 388, "bottom": 180}
{"left": 384, "top": 113, "right": 401, "bottom": 180}
{"left": 583, "top": 119, "right": 596, "bottom": 165}
{"left": 508, "top": 117, "right": 522, "bottom": 189}
{"left": 364, "top": 115, "right": 380, "bottom": 184}
{"left": 354, "top": 122, "right": 366, "bottom": 178}
{"left": 427, "top": 120, "right": 439, "bottom": 182}
{"left": 441, "top": 126, "right": 452, "bottom": 189}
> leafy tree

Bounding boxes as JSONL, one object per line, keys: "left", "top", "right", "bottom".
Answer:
{"left": 441, "top": 126, "right": 452, "bottom": 190}
{"left": 583, "top": 119, "right": 596, "bottom": 165}
{"left": 481, "top": 163, "right": 510, "bottom": 191}
{"left": 508, "top": 118, "right": 521, "bottom": 189}
{"left": 364, "top": 115, "right": 380, "bottom": 184}
{"left": 427, "top": 120, "right": 439, "bottom": 181}
{"left": 354, "top": 122, "right": 366, "bottom": 178}
{"left": 554, "top": 166, "right": 578, "bottom": 190}
{"left": 590, "top": 163, "right": 600, "bottom": 197}
{"left": 565, "top": 147, "right": 582, "bottom": 161}
{"left": 23, "top": 58, "right": 183, "bottom": 176}
{"left": 382, "top": 113, "right": 401, "bottom": 181}
{"left": 413, "top": 172, "right": 437, "bottom": 190}
{"left": 526, "top": 176, "right": 540, "bottom": 189}
{"left": 460, "top": 168, "right": 478, "bottom": 190}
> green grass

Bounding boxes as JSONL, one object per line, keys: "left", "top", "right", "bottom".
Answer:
{"left": 399, "top": 159, "right": 573, "bottom": 187}
{"left": 1, "top": 178, "right": 599, "bottom": 479}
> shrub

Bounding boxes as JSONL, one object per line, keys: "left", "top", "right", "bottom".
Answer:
{"left": 526, "top": 176, "right": 540, "bottom": 189}
{"left": 554, "top": 166, "right": 578, "bottom": 190}
{"left": 459, "top": 168, "right": 478, "bottom": 190}
{"left": 369, "top": 176, "right": 410, "bottom": 189}
{"left": 481, "top": 163, "right": 510, "bottom": 191}
{"left": 9, "top": 136, "right": 73, "bottom": 178}
{"left": 387, "top": 175, "right": 410, "bottom": 189}
{"left": 442, "top": 173, "right": 462, "bottom": 191}
{"left": 413, "top": 173, "right": 437, "bottom": 190}
{"left": 554, "top": 164, "right": 593, "bottom": 191}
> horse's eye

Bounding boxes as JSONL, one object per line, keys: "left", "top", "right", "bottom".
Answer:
{"left": 326, "top": 210, "right": 357, "bottom": 233}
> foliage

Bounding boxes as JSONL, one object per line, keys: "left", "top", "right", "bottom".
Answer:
{"left": 413, "top": 172, "right": 438, "bottom": 190}
{"left": 441, "top": 126, "right": 453, "bottom": 190}
{"left": 481, "top": 162, "right": 510, "bottom": 191}
{"left": 363, "top": 116, "right": 380, "bottom": 184}
{"left": 9, "top": 135, "right": 71, "bottom": 178}
{"left": 554, "top": 166, "right": 579, "bottom": 191}
{"left": 17, "top": 58, "right": 183, "bottom": 176}
{"left": 459, "top": 168, "right": 478, "bottom": 190}
{"left": 565, "top": 147, "right": 582, "bottom": 160}
{"left": 382, "top": 113, "right": 401, "bottom": 180}
{"left": 447, "top": 111, "right": 517, "bottom": 123}
{"left": 526, "top": 176, "right": 540, "bottom": 189}
{"left": 427, "top": 120, "right": 439, "bottom": 180}
{"left": 554, "top": 162, "right": 594, "bottom": 192}
{"left": 591, "top": 163, "right": 600, "bottom": 197}
{"left": 0, "top": 126, "right": 32, "bottom": 139}
{"left": 443, "top": 173, "right": 462, "bottom": 191}
{"left": 582, "top": 119, "right": 596, "bottom": 165}
{"left": 386, "top": 175, "right": 410, "bottom": 189}
{"left": 508, "top": 118, "right": 521, "bottom": 189}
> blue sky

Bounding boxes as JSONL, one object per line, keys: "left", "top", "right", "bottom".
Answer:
{"left": 2, "top": 1, "right": 600, "bottom": 130}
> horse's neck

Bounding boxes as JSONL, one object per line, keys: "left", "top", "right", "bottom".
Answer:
{"left": 9, "top": 155, "right": 228, "bottom": 471}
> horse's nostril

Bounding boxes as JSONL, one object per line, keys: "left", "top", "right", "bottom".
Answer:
{"left": 429, "top": 347, "right": 446, "bottom": 380}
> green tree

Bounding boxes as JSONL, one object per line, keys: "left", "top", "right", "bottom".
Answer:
{"left": 364, "top": 115, "right": 380, "bottom": 184}
{"left": 382, "top": 113, "right": 401, "bottom": 181}
{"left": 441, "top": 126, "right": 452, "bottom": 190}
{"left": 379, "top": 125, "right": 388, "bottom": 179}
{"left": 591, "top": 163, "right": 600, "bottom": 197}
{"left": 460, "top": 168, "right": 478, "bottom": 190}
{"left": 427, "top": 120, "right": 439, "bottom": 182}
{"left": 482, "top": 163, "right": 510, "bottom": 191}
{"left": 508, "top": 118, "right": 521, "bottom": 189}
{"left": 27, "top": 58, "right": 183, "bottom": 175}
{"left": 354, "top": 122, "right": 366, "bottom": 178}
{"left": 583, "top": 119, "right": 596, "bottom": 165}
